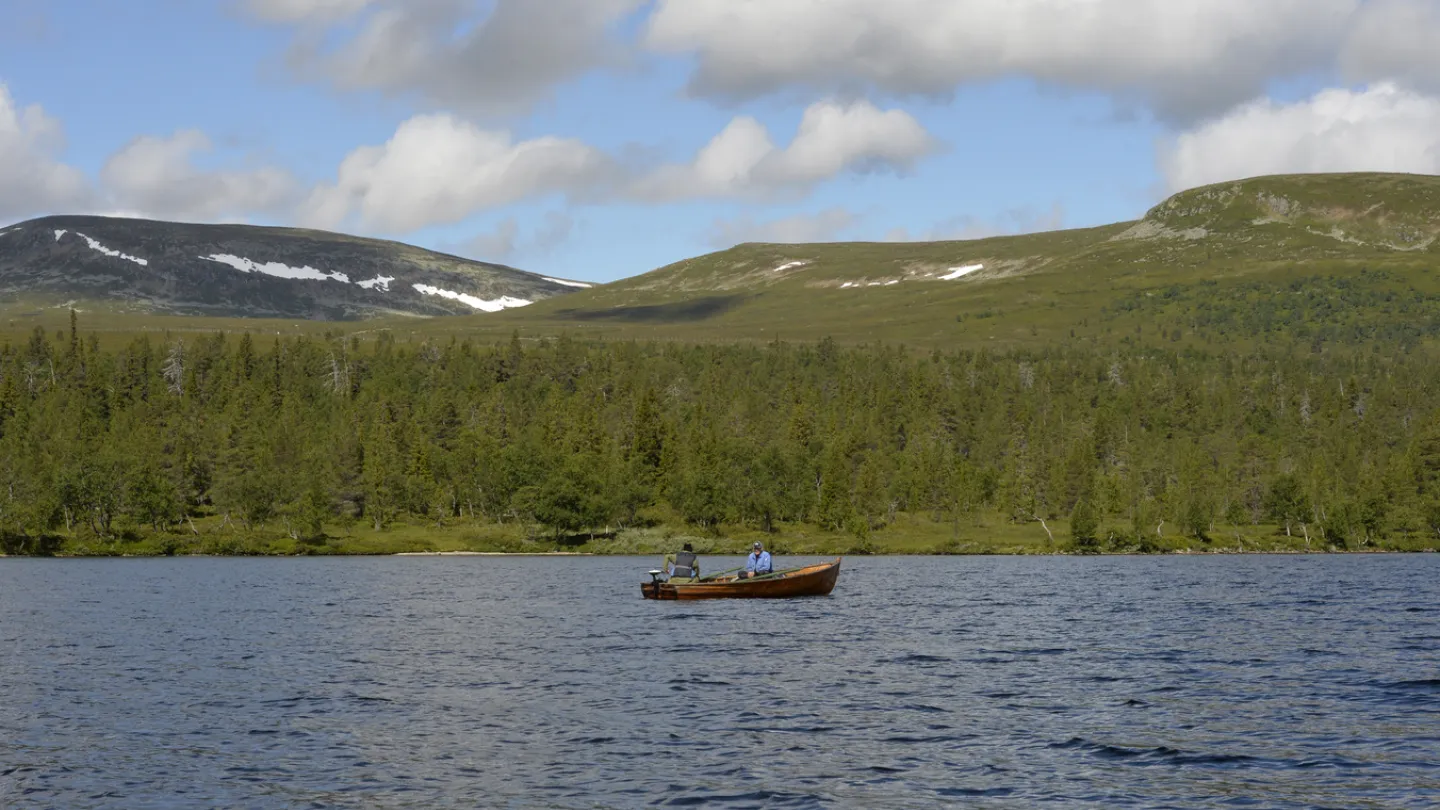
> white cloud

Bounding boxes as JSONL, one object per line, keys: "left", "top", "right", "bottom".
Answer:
{"left": 245, "top": 0, "right": 374, "bottom": 23}
{"left": 1160, "top": 83, "right": 1440, "bottom": 193}
{"left": 645, "top": 0, "right": 1359, "bottom": 122}
{"left": 1341, "top": 0, "right": 1440, "bottom": 95}
{"left": 708, "top": 208, "right": 859, "bottom": 247}
{"left": 271, "top": 0, "right": 643, "bottom": 112}
{"left": 100, "top": 130, "right": 298, "bottom": 221}
{"left": 247, "top": 0, "right": 1440, "bottom": 127}
{"left": 0, "top": 83, "right": 90, "bottom": 219}
{"left": 303, "top": 113, "right": 609, "bottom": 232}
{"left": 632, "top": 100, "right": 935, "bottom": 201}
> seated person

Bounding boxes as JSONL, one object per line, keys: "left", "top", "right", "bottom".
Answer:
{"left": 739, "top": 541, "right": 772, "bottom": 579}
{"left": 663, "top": 542, "right": 700, "bottom": 583}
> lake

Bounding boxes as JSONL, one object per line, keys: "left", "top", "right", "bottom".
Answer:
{"left": 1, "top": 554, "right": 1437, "bottom": 808}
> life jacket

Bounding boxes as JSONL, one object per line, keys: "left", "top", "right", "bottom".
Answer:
{"left": 672, "top": 551, "right": 698, "bottom": 578}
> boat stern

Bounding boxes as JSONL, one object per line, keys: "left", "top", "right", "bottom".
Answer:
{"left": 640, "top": 581, "right": 677, "bottom": 600}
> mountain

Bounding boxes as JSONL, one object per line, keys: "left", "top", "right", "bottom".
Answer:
{"left": 0, "top": 215, "right": 590, "bottom": 320}
{"left": 6, "top": 173, "right": 1436, "bottom": 344}
{"left": 457, "top": 172, "right": 1440, "bottom": 348}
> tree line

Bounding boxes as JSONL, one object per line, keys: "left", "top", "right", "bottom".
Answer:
{"left": 3, "top": 313, "right": 1440, "bottom": 552}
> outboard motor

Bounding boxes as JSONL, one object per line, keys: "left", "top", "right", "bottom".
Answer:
{"left": 644, "top": 568, "right": 665, "bottom": 599}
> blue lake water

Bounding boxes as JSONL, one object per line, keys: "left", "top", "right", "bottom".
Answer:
{"left": 1, "top": 554, "right": 1437, "bottom": 808}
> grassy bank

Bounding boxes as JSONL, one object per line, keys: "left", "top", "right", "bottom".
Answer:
{"left": 5, "top": 512, "right": 1437, "bottom": 557}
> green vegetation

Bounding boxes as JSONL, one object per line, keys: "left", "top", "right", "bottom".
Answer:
{"left": 4, "top": 173, "right": 1440, "bottom": 557}
{"left": 419, "top": 172, "right": 1440, "bottom": 350}
{"left": 10, "top": 172, "right": 1440, "bottom": 356}
{"left": 2, "top": 312, "right": 1439, "bottom": 557}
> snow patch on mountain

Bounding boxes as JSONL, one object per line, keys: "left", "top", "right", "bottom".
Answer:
{"left": 543, "top": 277, "right": 592, "bottom": 289}
{"left": 78, "top": 233, "right": 149, "bottom": 266}
{"left": 412, "top": 284, "right": 532, "bottom": 312}
{"left": 773, "top": 261, "right": 809, "bottom": 273}
{"left": 357, "top": 275, "right": 395, "bottom": 291}
{"left": 204, "top": 254, "right": 349, "bottom": 283}
{"left": 53, "top": 229, "right": 149, "bottom": 266}
{"left": 940, "top": 264, "right": 984, "bottom": 280}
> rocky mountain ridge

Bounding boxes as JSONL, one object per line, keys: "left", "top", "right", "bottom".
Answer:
{"left": 0, "top": 215, "right": 588, "bottom": 319}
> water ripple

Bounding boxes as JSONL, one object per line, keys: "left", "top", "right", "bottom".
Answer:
{"left": 0, "top": 554, "right": 1436, "bottom": 809}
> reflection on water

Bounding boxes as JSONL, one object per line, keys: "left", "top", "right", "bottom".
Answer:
{"left": 1, "top": 554, "right": 1438, "bottom": 808}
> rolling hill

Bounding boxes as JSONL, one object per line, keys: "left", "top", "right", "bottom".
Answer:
{"left": 436, "top": 172, "right": 1440, "bottom": 349}
{"left": 0, "top": 215, "right": 588, "bottom": 320}
{"left": 4, "top": 173, "right": 1438, "bottom": 351}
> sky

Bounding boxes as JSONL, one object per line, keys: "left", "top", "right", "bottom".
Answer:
{"left": 3, "top": 1, "right": 1440, "bottom": 284}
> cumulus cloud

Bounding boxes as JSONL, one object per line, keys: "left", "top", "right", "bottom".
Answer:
{"left": 302, "top": 113, "right": 610, "bottom": 232}
{"left": 0, "top": 83, "right": 311, "bottom": 224}
{"left": 246, "top": 0, "right": 1440, "bottom": 127}
{"left": 100, "top": 130, "right": 298, "bottom": 221}
{"left": 707, "top": 208, "right": 859, "bottom": 247}
{"left": 1341, "top": 0, "right": 1440, "bottom": 95}
{"left": 0, "top": 83, "right": 90, "bottom": 219}
{"left": 632, "top": 100, "right": 936, "bottom": 202}
{"left": 265, "top": 0, "right": 642, "bottom": 113}
{"left": 1160, "top": 83, "right": 1440, "bottom": 193}
{"left": 645, "top": 0, "right": 1359, "bottom": 122}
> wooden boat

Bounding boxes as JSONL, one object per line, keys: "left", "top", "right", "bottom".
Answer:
{"left": 641, "top": 558, "right": 842, "bottom": 600}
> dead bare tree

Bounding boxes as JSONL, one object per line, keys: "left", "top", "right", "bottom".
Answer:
{"left": 162, "top": 341, "right": 185, "bottom": 395}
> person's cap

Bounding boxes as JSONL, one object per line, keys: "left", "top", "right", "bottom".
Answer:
{"left": 753, "top": 542, "right": 763, "bottom": 549}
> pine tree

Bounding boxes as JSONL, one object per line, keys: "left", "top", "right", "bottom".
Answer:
{"left": 1070, "top": 496, "right": 1100, "bottom": 552}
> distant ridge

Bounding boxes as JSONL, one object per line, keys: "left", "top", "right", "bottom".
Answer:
{"left": 453, "top": 172, "right": 1440, "bottom": 348}
{"left": 0, "top": 215, "right": 591, "bottom": 320}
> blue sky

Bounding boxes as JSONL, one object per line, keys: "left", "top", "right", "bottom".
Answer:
{"left": 3, "top": 1, "right": 1440, "bottom": 284}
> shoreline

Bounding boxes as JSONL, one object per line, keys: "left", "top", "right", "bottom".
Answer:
{"left": 3, "top": 548, "right": 1436, "bottom": 559}
{"left": 391, "top": 551, "right": 595, "bottom": 556}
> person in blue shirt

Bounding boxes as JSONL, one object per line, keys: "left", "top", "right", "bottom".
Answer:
{"left": 740, "top": 541, "right": 772, "bottom": 579}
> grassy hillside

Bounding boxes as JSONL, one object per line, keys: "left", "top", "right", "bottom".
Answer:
{"left": 422, "top": 172, "right": 1440, "bottom": 350}
{"left": 3, "top": 172, "right": 1437, "bottom": 354}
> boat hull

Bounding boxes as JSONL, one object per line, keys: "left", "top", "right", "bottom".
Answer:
{"left": 641, "top": 558, "right": 841, "bottom": 600}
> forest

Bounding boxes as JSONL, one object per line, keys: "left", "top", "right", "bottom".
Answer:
{"left": 3, "top": 311, "right": 1440, "bottom": 556}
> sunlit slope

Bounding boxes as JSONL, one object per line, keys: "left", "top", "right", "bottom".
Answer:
{"left": 440, "top": 172, "right": 1440, "bottom": 348}
{"left": 9, "top": 172, "right": 1439, "bottom": 351}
